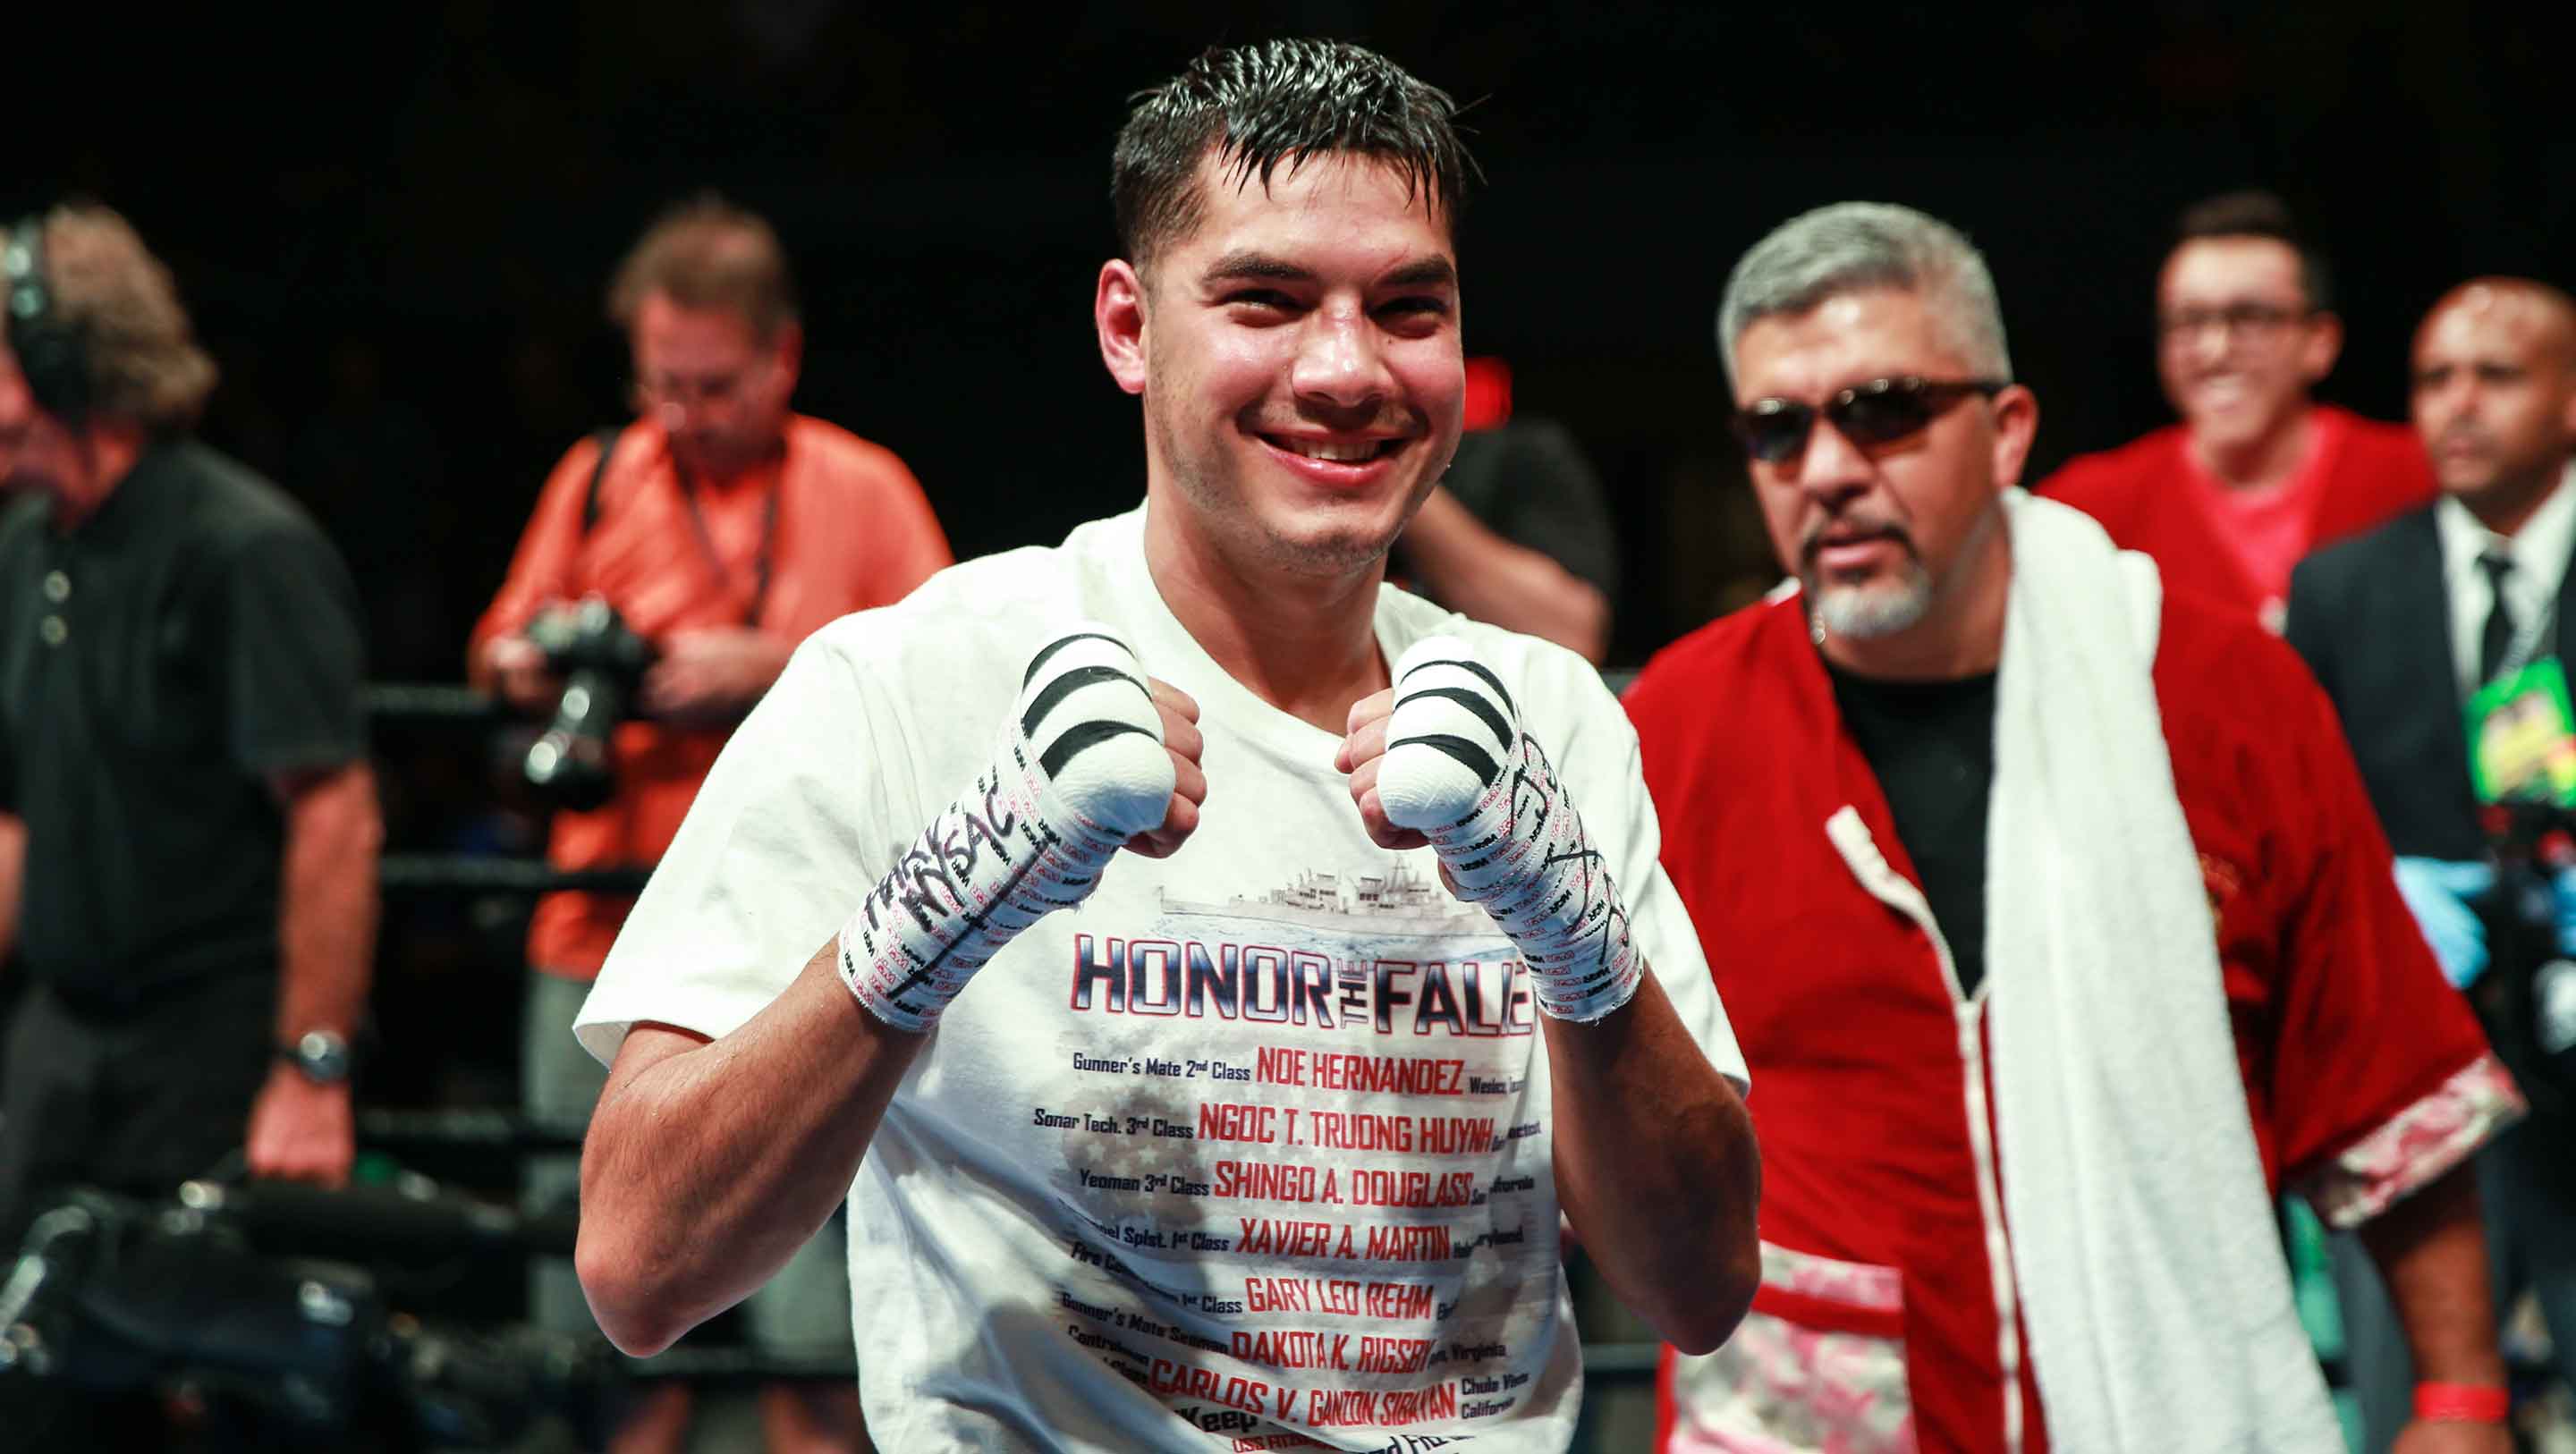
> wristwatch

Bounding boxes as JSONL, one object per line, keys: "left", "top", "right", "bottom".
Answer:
{"left": 277, "top": 1029, "right": 354, "bottom": 1086}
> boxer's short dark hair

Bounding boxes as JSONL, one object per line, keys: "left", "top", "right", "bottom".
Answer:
{"left": 1112, "top": 38, "right": 1478, "bottom": 270}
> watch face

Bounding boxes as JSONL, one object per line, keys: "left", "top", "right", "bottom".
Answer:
{"left": 292, "top": 1030, "right": 352, "bottom": 1083}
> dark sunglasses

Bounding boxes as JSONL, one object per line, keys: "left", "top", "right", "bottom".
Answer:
{"left": 1732, "top": 376, "right": 2009, "bottom": 464}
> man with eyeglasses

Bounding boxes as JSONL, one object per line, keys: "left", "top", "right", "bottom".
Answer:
{"left": 2042, "top": 190, "right": 2434, "bottom": 632}
{"left": 1625, "top": 201, "right": 2518, "bottom": 1452}
{"left": 2285, "top": 278, "right": 2576, "bottom": 1454}
{"left": 470, "top": 194, "right": 949, "bottom": 1454}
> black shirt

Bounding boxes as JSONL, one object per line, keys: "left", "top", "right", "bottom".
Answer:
{"left": 1826, "top": 664, "right": 1999, "bottom": 997}
{"left": 0, "top": 441, "right": 366, "bottom": 1010}
{"left": 1421, "top": 418, "right": 1621, "bottom": 598}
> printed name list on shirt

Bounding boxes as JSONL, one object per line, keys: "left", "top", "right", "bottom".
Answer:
{"left": 1038, "top": 861, "right": 1552, "bottom": 1447}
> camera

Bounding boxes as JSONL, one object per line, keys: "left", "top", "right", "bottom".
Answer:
{"left": 0, "top": 1180, "right": 622, "bottom": 1450}
{"left": 520, "top": 598, "right": 657, "bottom": 811}
{"left": 2479, "top": 802, "right": 2576, "bottom": 1122}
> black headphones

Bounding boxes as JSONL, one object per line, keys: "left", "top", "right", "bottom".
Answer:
{"left": 4, "top": 213, "right": 92, "bottom": 425}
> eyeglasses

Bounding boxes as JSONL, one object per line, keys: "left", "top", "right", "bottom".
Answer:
{"left": 2157, "top": 301, "right": 2309, "bottom": 343}
{"left": 1731, "top": 376, "right": 2008, "bottom": 464}
{"left": 630, "top": 355, "right": 775, "bottom": 412}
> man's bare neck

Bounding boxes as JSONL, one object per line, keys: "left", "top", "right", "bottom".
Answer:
{"left": 1143, "top": 511, "right": 1388, "bottom": 733}
{"left": 674, "top": 432, "right": 787, "bottom": 488}
{"left": 2194, "top": 406, "right": 2314, "bottom": 492}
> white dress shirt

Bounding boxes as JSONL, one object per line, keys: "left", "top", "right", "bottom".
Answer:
{"left": 2436, "top": 461, "right": 2576, "bottom": 697}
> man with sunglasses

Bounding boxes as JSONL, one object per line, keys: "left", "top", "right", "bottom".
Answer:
{"left": 2040, "top": 190, "right": 2433, "bottom": 633}
{"left": 1626, "top": 201, "right": 2518, "bottom": 1452}
{"left": 470, "top": 194, "right": 949, "bottom": 1454}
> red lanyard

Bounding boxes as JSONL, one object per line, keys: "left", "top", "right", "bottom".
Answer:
{"left": 670, "top": 453, "right": 780, "bottom": 630}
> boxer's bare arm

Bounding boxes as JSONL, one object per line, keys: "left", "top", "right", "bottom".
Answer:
{"left": 578, "top": 657, "right": 1200, "bottom": 1355}
{"left": 1541, "top": 978, "right": 1760, "bottom": 1354}
{"left": 1346, "top": 757, "right": 1762, "bottom": 1352}
{"left": 1343, "top": 650, "right": 1760, "bottom": 1353}
{"left": 577, "top": 945, "right": 917, "bottom": 1357}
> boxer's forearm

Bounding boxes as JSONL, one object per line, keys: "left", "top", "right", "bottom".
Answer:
{"left": 1546, "top": 971, "right": 1759, "bottom": 1354}
{"left": 578, "top": 940, "right": 921, "bottom": 1357}
{"left": 1362, "top": 637, "right": 1757, "bottom": 1343}
{"left": 580, "top": 627, "right": 1187, "bottom": 1357}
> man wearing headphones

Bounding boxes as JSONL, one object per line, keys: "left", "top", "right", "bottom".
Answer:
{"left": 470, "top": 195, "right": 949, "bottom": 1454}
{"left": 0, "top": 202, "right": 382, "bottom": 1438}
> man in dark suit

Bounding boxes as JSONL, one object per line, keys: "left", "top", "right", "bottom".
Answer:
{"left": 2286, "top": 277, "right": 2576, "bottom": 1452}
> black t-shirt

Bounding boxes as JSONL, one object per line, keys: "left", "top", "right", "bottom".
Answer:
{"left": 0, "top": 441, "right": 366, "bottom": 1010}
{"left": 1424, "top": 418, "right": 1621, "bottom": 598}
{"left": 1826, "top": 664, "right": 1999, "bottom": 997}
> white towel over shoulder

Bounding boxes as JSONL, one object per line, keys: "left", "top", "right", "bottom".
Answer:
{"left": 1987, "top": 489, "right": 2340, "bottom": 1451}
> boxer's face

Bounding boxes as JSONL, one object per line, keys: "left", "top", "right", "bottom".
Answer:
{"left": 1105, "top": 148, "right": 1463, "bottom": 579}
{"left": 1733, "top": 289, "right": 2033, "bottom": 642}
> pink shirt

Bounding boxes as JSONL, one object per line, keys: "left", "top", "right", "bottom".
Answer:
{"left": 2041, "top": 406, "right": 2436, "bottom": 632}
{"left": 2183, "top": 417, "right": 2337, "bottom": 630}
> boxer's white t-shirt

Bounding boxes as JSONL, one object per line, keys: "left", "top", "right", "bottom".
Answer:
{"left": 578, "top": 506, "right": 1746, "bottom": 1452}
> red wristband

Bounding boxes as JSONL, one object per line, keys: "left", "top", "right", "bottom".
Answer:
{"left": 2413, "top": 1382, "right": 2509, "bottom": 1424}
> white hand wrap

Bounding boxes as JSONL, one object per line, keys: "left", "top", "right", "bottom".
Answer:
{"left": 839, "top": 627, "right": 1174, "bottom": 1032}
{"left": 1376, "top": 636, "right": 1645, "bottom": 1022}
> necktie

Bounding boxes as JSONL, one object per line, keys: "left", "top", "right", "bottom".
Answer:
{"left": 2479, "top": 550, "right": 2518, "bottom": 684}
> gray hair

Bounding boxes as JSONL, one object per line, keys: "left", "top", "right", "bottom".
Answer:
{"left": 1716, "top": 201, "right": 2012, "bottom": 392}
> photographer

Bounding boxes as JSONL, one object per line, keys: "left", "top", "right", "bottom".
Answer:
{"left": 467, "top": 195, "right": 948, "bottom": 1454}
{"left": 2287, "top": 277, "right": 2576, "bottom": 1451}
{"left": 0, "top": 203, "right": 381, "bottom": 1441}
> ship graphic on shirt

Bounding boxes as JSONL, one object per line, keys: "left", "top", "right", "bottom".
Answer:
{"left": 1155, "top": 863, "right": 1494, "bottom": 939}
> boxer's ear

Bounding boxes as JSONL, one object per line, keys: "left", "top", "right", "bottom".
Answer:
{"left": 1097, "top": 261, "right": 1149, "bottom": 397}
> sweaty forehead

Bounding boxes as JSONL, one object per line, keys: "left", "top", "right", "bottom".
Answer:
{"left": 1734, "top": 290, "right": 1966, "bottom": 398}
{"left": 1181, "top": 149, "right": 1451, "bottom": 253}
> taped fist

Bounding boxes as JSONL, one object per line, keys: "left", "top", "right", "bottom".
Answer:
{"left": 839, "top": 626, "right": 1202, "bottom": 1032}
{"left": 1341, "top": 636, "right": 1643, "bottom": 1022}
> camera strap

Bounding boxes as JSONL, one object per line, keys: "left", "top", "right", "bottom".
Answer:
{"left": 579, "top": 424, "right": 779, "bottom": 629}
{"left": 673, "top": 455, "right": 779, "bottom": 629}
{"left": 579, "top": 427, "right": 623, "bottom": 535}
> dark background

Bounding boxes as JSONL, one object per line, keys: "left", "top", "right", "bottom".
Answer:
{"left": 12, "top": 2, "right": 2572, "bottom": 1109}
{"left": 21, "top": 2, "right": 2573, "bottom": 673}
